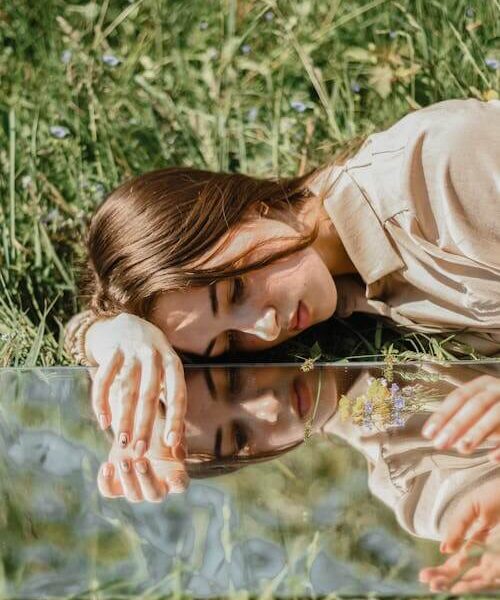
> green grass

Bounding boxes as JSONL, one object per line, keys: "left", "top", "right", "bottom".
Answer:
{"left": 0, "top": 0, "right": 499, "bottom": 367}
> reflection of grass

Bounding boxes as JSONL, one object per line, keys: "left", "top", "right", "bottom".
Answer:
{"left": 1, "top": 1, "right": 499, "bottom": 367}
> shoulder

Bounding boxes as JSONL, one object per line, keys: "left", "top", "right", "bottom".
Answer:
{"left": 372, "top": 98, "right": 500, "bottom": 153}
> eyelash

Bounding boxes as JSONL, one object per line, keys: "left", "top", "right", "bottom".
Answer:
{"left": 227, "top": 368, "right": 243, "bottom": 396}
{"left": 233, "top": 420, "right": 249, "bottom": 452}
{"left": 226, "top": 277, "right": 246, "bottom": 352}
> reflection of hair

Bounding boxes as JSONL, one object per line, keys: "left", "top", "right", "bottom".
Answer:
{"left": 185, "top": 438, "right": 304, "bottom": 479}
{"left": 76, "top": 139, "right": 365, "bottom": 358}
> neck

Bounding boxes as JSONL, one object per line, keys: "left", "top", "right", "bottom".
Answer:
{"left": 298, "top": 193, "right": 358, "bottom": 278}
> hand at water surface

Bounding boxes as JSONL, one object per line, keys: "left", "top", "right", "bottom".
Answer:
{"left": 422, "top": 374, "right": 500, "bottom": 462}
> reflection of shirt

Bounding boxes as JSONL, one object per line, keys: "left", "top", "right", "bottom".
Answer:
{"left": 323, "top": 366, "right": 500, "bottom": 541}
{"left": 308, "top": 99, "right": 500, "bottom": 357}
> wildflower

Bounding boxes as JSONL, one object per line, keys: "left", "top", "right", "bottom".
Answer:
{"left": 390, "top": 382, "right": 400, "bottom": 394}
{"left": 290, "top": 100, "right": 307, "bottom": 112}
{"left": 21, "top": 175, "right": 32, "bottom": 189}
{"left": 350, "top": 81, "right": 361, "bottom": 93}
{"left": 41, "top": 208, "right": 60, "bottom": 224}
{"left": 199, "top": 20, "right": 208, "bottom": 31}
{"left": 380, "top": 378, "right": 387, "bottom": 387}
{"left": 364, "top": 401, "right": 373, "bottom": 415}
{"left": 392, "top": 414, "right": 405, "bottom": 427}
{"left": 247, "top": 107, "right": 259, "bottom": 122}
{"left": 465, "top": 7, "right": 475, "bottom": 18}
{"left": 300, "top": 357, "right": 316, "bottom": 372}
{"left": 485, "top": 58, "right": 500, "bottom": 70}
{"left": 393, "top": 396, "right": 405, "bottom": 410}
{"left": 102, "top": 54, "right": 121, "bottom": 67}
{"left": 49, "top": 125, "right": 70, "bottom": 139}
{"left": 264, "top": 11, "right": 274, "bottom": 21}
{"left": 241, "top": 43, "right": 251, "bottom": 55}
{"left": 207, "top": 48, "right": 219, "bottom": 61}
{"left": 389, "top": 30, "right": 397, "bottom": 39}
{"left": 61, "top": 49, "right": 72, "bottom": 64}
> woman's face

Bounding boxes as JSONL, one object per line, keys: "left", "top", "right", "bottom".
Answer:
{"left": 184, "top": 365, "right": 339, "bottom": 458}
{"left": 148, "top": 217, "right": 338, "bottom": 357}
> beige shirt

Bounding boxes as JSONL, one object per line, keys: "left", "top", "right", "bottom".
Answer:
{"left": 308, "top": 98, "right": 500, "bottom": 358}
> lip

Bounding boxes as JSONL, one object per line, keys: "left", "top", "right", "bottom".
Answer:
{"left": 289, "top": 300, "right": 311, "bottom": 331}
{"left": 290, "top": 374, "right": 312, "bottom": 421}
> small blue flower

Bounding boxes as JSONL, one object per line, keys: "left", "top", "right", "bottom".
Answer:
{"left": 41, "top": 208, "right": 60, "bottom": 224}
{"left": 241, "top": 43, "right": 251, "bottom": 54}
{"left": 264, "top": 11, "right": 274, "bottom": 21}
{"left": 247, "top": 107, "right": 259, "bottom": 122}
{"left": 393, "top": 396, "right": 405, "bottom": 410}
{"left": 393, "top": 415, "right": 405, "bottom": 427}
{"left": 390, "top": 382, "right": 400, "bottom": 394}
{"left": 485, "top": 58, "right": 500, "bottom": 70}
{"left": 199, "top": 20, "right": 208, "bottom": 30}
{"left": 380, "top": 378, "right": 387, "bottom": 387}
{"left": 465, "top": 7, "right": 475, "bottom": 18}
{"left": 290, "top": 100, "right": 307, "bottom": 112}
{"left": 363, "top": 417, "right": 373, "bottom": 430}
{"left": 61, "top": 49, "right": 72, "bottom": 64}
{"left": 94, "top": 182, "right": 106, "bottom": 198}
{"left": 389, "top": 30, "right": 397, "bottom": 39}
{"left": 102, "top": 54, "right": 121, "bottom": 67}
{"left": 208, "top": 48, "right": 219, "bottom": 61}
{"left": 49, "top": 125, "right": 70, "bottom": 139}
{"left": 350, "top": 81, "right": 361, "bottom": 93}
{"left": 364, "top": 401, "right": 373, "bottom": 415}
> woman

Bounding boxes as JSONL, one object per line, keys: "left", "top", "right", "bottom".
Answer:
{"left": 64, "top": 97, "right": 500, "bottom": 460}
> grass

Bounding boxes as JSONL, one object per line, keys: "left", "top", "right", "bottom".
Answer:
{"left": 1, "top": 0, "right": 499, "bottom": 367}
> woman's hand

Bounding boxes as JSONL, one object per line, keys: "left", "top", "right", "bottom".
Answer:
{"left": 421, "top": 374, "right": 500, "bottom": 462}
{"left": 419, "top": 533, "right": 500, "bottom": 594}
{"left": 440, "top": 478, "right": 500, "bottom": 554}
{"left": 88, "top": 312, "right": 187, "bottom": 456}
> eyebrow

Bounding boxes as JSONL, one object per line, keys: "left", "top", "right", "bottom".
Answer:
{"left": 203, "top": 282, "right": 221, "bottom": 357}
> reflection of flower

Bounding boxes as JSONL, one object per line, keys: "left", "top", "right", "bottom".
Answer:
{"left": 339, "top": 352, "right": 444, "bottom": 430}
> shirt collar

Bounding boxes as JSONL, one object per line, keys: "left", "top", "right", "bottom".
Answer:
{"left": 307, "top": 164, "right": 405, "bottom": 285}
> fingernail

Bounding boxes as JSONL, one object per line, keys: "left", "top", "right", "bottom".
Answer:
{"left": 433, "top": 431, "right": 449, "bottom": 449}
{"left": 167, "top": 431, "right": 178, "bottom": 447}
{"left": 119, "top": 432, "right": 129, "bottom": 448}
{"left": 135, "top": 440, "right": 147, "bottom": 457}
{"left": 102, "top": 464, "right": 113, "bottom": 478}
{"left": 174, "top": 444, "right": 186, "bottom": 461}
{"left": 99, "top": 413, "right": 110, "bottom": 430}
{"left": 135, "top": 460, "right": 148, "bottom": 474}
{"left": 422, "top": 422, "right": 437, "bottom": 439}
{"left": 120, "top": 459, "right": 130, "bottom": 472}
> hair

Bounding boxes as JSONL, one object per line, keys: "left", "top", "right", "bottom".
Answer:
{"left": 76, "top": 136, "right": 367, "bottom": 358}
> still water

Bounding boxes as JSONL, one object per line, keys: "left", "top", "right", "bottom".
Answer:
{"left": 0, "top": 359, "right": 499, "bottom": 598}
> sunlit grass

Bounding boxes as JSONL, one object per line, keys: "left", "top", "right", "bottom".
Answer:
{"left": 0, "top": 0, "right": 498, "bottom": 368}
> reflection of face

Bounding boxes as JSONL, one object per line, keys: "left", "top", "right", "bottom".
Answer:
{"left": 148, "top": 218, "right": 338, "bottom": 357}
{"left": 184, "top": 365, "right": 339, "bottom": 458}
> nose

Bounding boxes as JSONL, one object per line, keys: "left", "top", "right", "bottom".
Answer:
{"left": 240, "top": 307, "right": 280, "bottom": 341}
{"left": 241, "top": 393, "right": 281, "bottom": 423}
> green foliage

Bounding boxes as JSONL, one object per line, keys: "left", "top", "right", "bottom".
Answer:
{"left": 0, "top": 0, "right": 498, "bottom": 366}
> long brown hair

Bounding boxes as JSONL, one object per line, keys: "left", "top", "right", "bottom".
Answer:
{"left": 77, "top": 138, "right": 366, "bottom": 354}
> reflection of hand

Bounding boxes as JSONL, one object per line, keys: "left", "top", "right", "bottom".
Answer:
{"left": 440, "top": 479, "right": 500, "bottom": 554}
{"left": 419, "top": 532, "right": 500, "bottom": 594}
{"left": 421, "top": 375, "right": 500, "bottom": 462}
{"left": 97, "top": 415, "right": 189, "bottom": 503}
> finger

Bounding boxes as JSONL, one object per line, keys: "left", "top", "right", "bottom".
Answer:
{"left": 429, "top": 576, "right": 452, "bottom": 593}
{"left": 422, "top": 376, "right": 497, "bottom": 440}
{"left": 132, "top": 348, "right": 162, "bottom": 456}
{"left": 134, "top": 459, "right": 167, "bottom": 503}
{"left": 165, "top": 462, "right": 190, "bottom": 494}
{"left": 450, "top": 576, "right": 500, "bottom": 594}
{"left": 116, "top": 357, "right": 141, "bottom": 449}
{"left": 162, "top": 354, "right": 187, "bottom": 447}
{"left": 431, "top": 391, "right": 499, "bottom": 451}
{"left": 441, "top": 500, "right": 478, "bottom": 553}
{"left": 454, "top": 403, "right": 500, "bottom": 454}
{"left": 118, "top": 458, "right": 143, "bottom": 503}
{"left": 489, "top": 447, "right": 500, "bottom": 463}
{"left": 91, "top": 347, "right": 123, "bottom": 430}
{"left": 97, "top": 462, "right": 123, "bottom": 498}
